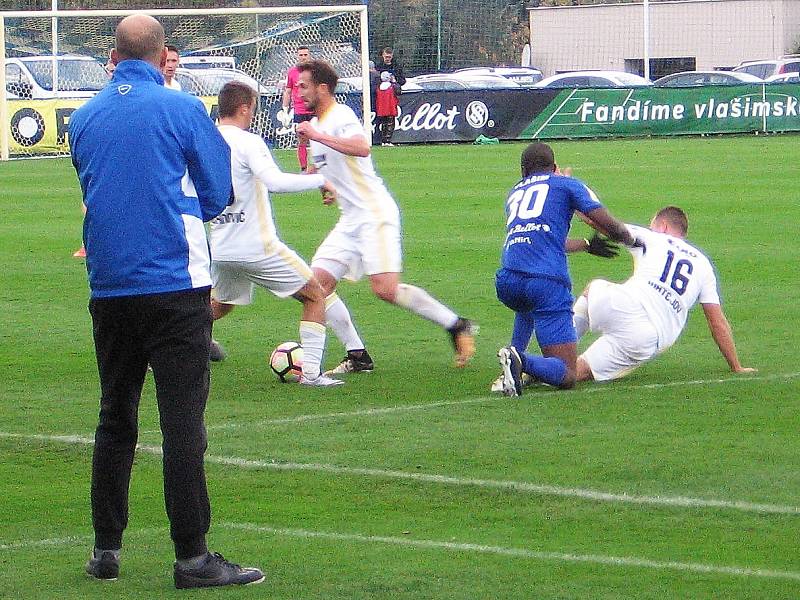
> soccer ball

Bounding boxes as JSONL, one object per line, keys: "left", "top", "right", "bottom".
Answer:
{"left": 269, "top": 341, "right": 304, "bottom": 383}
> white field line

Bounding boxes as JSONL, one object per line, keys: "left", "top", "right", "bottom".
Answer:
{"left": 2, "top": 431, "right": 799, "bottom": 516}
{"left": 3, "top": 522, "right": 797, "bottom": 583}
{"left": 222, "top": 522, "right": 800, "bottom": 582}
{"left": 0, "top": 527, "right": 164, "bottom": 551}
{"left": 170, "top": 370, "right": 800, "bottom": 435}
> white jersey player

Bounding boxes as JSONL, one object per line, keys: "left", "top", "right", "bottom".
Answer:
{"left": 209, "top": 80, "right": 345, "bottom": 386}
{"left": 294, "top": 60, "right": 476, "bottom": 373}
{"left": 574, "top": 206, "right": 756, "bottom": 381}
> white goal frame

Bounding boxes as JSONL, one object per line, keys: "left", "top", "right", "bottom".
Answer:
{"left": 0, "top": 5, "right": 371, "bottom": 160}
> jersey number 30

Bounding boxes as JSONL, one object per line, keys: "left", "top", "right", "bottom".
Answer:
{"left": 506, "top": 184, "right": 548, "bottom": 225}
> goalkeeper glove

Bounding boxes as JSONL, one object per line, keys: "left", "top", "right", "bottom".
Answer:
{"left": 584, "top": 234, "right": 619, "bottom": 258}
{"left": 629, "top": 237, "right": 647, "bottom": 254}
{"left": 276, "top": 108, "right": 291, "bottom": 127}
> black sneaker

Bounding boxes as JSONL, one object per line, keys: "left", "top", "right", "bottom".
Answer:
{"left": 209, "top": 339, "right": 227, "bottom": 362}
{"left": 174, "top": 552, "right": 264, "bottom": 589}
{"left": 85, "top": 550, "right": 120, "bottom": 580}
{"left": 324, "top": 349, "right": 374, "bottom": 375}
{"left": 448, "top": 318, "right": 477, "bottom": 367}
{"left": 498, "top": 346, "right": 523, "bottom": 397}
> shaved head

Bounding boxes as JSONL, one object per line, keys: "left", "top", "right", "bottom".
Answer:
{"left": 114, "top": 14, "right": 165, "bottom": 67}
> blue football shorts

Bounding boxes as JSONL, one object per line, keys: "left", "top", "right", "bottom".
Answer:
{"left": 495, "top": 268, "right": 577, "bottom": 347}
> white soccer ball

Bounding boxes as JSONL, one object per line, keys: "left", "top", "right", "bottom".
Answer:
{"left": 269, "top": 341, "right": 304, "bottom": 383}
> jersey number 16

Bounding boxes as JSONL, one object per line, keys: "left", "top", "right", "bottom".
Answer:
{"left": 659, "top": 250, "right": 693, "bottom": 295}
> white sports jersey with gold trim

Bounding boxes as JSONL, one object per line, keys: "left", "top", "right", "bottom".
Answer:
{"left": 210, "top": 125, "right": 324, "bottom": 261}
{"left": 308, "top": 103, "right": 400, "bottom": 226}
{"left": 622, "top": 224, "right": 720, "bottom": 349}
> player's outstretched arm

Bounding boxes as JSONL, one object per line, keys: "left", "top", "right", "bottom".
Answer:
{"left": 250, "top": 140, "right": 326, "bottom": 194}
{"left": 701, "top": 303, "right": 757, "bottom": 374}
{"left": 565, "top": 234, "right": 619, "bottom": 258}
{"left": 584, "top": 207, "right": 641, "bottom": 249}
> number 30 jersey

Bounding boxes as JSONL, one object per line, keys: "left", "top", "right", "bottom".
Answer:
{"left": 501, "top": 172, "right": 603, "bottom": 286}
{"left": 622, "top": 224, "right": 720, "bottom": 348}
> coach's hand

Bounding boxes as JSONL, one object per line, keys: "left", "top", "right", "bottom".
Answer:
{"left": 585, "top": 234, "right": 619, "bottom": 258}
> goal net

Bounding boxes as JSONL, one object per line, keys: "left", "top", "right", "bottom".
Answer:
{"left": 0, "top": 6, "right": 369, "bottom": 159}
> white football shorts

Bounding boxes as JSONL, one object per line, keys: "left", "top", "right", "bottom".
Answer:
{"left": 311, "top": 217, "right": 402, "bottom": 282}
{"left": 579, "top": 279, "right": 660, "bottom": 381}
{"left": 211, "top": 245, "right": 313, "bottom": 304}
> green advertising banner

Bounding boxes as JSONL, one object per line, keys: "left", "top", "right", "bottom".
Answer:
{"left": 521, "top": 85, "right": 800, "bottom": 139}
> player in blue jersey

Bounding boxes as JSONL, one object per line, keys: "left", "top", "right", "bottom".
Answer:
{"left": 496, "top": 143, "right": 643, "bottom": 396}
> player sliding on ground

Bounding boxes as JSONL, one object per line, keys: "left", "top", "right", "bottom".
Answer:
{"left": 495, "top": 142, "right": 642, "bottom": 396}
{"left": 209, "top": 81, "right": 345, "bottom": 386}
{"left": 573, "top": 205, "right": 756, "bottom": 382}
{"left": 295, "top": 60, "right": 476, "bottom": 372}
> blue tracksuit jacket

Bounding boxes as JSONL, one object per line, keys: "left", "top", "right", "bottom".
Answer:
{"left": 69, "top": 59, "right": 231, "bottom": 298}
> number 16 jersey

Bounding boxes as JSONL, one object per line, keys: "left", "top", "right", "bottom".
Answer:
{"left": 622, "top": 224, "right": 720, "bottom": 349}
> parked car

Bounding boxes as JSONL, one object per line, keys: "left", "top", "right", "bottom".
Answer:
{"left": 765, "top": 71, "right": 800, "bottom": 84}
{"left": 733, "top": 56, "right": 800, "bottom": 80}
{"left": 403, "top": 73, "right": 519, "bottom": 91}
{"left": 653, "top": 70, "right": 762, "bottom": 87}
{"left": 454, "top": 66, "right": 543, "bottom": 87}
{"left": 5, "top": 54, "right": 108, "bottom": 99}
{"left": 179, "top": 55, "right": 236, "bottom": 70}
{"left": 533, "top": 70, "right": 652, "bottom": 88}
{"left": 174, "top": 67, "right": 279, "bottom": 97}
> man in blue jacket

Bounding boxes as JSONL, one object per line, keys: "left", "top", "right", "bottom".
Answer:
{"left": 69, "top": 14, "right": 263, "bottom": 589}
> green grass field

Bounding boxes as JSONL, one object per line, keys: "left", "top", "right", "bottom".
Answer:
{"left": 1, "top": 136, "right": 798, "bottom": 599}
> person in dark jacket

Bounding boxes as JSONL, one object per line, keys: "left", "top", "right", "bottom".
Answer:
{"left": 375, "top": 46, "right": 406, "bottom": 86}
{"left": 69, "top": 13, "right": 264, "bottom": 590}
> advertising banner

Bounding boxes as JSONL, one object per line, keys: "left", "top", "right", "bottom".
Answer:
{"left": 519, "top": 85, "right": 800, "bottom": 139}
{"left": 5, "top": 84, "right": 800, "bottom": 156}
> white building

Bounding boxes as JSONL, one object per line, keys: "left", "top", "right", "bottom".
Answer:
{"left": 528, "top": 0, "right": 800, "bottom": 78}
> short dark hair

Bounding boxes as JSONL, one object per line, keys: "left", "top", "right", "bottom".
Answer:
{"left": 165, "top": 44, "right": 179, "bottom": 54}
{"left": 382, "top": 47, "right": 393, "bottom": 54}
{"left": 218, "top": 81, "right": 256, "bottom": 118}
{"left": 520, "top": 142, "right": 555, "bottom": 177}
{"left": 654, "top": 206, "right": 689, "bottom": 236}
{"left": 297, "top": 45, "right": 310, "bottom": 52}
{"left": 297, "top": 60, "right": 338, "bottom": 93}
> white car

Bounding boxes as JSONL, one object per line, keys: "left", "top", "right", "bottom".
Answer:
{"left": 5, "top": 54, "right": 108, "bottom": 99}
{"left": 454, "top": 66, "right": 543, "bottom": 87}
{"left": 653, "top": 70, "right": 762, "bottom": 87}
{"left": 403, "top": 73, "right": 519, "bottom": 91}
{"left": 534, "top": 70, "right": 652, "bottom": 88}
{"left": 765, "top": 71, "right": 800, "bottom": 84}
{"left": 179, "top": 55, "right": 237, "bottom": 70}
{"left": 733, "top": 57, "right": 800, "bottom": 80}
{"left": 174, "top": 68, "right": 278, "bottom": 97}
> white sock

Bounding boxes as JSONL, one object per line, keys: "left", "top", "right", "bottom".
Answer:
{"left": 394, "top": 283, "right": 458, "bottom": 329}
{"left": 573, "top": 295, "right": 589, "bottom": 339}
{"left": 324, "top": 293, "right": 364, "bottom": 351}
{"left": 299, "top": 321, "right": 326, "bottom": 379}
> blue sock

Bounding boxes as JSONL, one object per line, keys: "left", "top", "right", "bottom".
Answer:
{"left": 511, "top": 312, "right": 535, "bottom": 353}
{"left": 521, "top": 353, "right": 567, "bottom": 387}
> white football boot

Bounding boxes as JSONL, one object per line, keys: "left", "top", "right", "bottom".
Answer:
{"left": 299, "top": 374, "right": 345, "bottom": 387}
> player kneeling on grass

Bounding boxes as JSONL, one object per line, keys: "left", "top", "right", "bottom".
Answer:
{"left": 209, "top": 80, "right": 343, "bottom": 386}
{"left": 489, "top": 229, "right": 620, "bottom": 393}
{"left": 495, "top": 142, "right": 643, "bottom": 396}
{"left": 573, "top": 205, "right": 756, "bottom": 382}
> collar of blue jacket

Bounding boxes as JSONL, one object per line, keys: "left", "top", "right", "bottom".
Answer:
{"left": 110, "top": 58, "right": 165, "bottom": 86}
